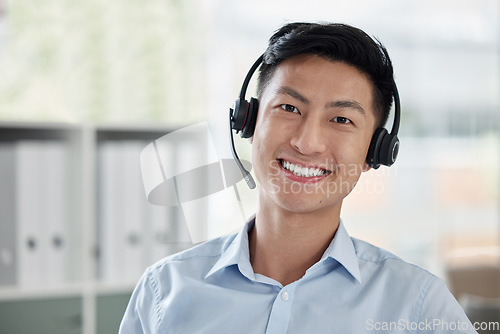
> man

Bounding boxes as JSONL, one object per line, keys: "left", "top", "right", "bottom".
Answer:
{"left": 119, "top": 22, "right": 476, "bottom": 333}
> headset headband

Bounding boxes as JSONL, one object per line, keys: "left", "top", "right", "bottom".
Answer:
{"left": 239, "top": 54, "right": 401, "bottom": 139}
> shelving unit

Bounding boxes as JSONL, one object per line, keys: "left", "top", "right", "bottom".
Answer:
{"left": 0, "top": 122, "right": 193, "bottom": 334}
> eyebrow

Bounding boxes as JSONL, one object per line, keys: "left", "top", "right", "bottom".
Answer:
{"left": 276, "top": 86, "right": 310, "bottom": 104}
{"left": 327, "top": 100, "right": 366, "bottom": 115}
{"left": 276, "top": 86, "right": 366, "bottom": 116}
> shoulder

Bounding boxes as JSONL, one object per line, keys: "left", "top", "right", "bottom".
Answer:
{"left": 351, "top": 238, "right": 471, "bottom": 319}
{"left": 351, "top": 238, "right": 475, "bottom": 330}
{"left": 351, "top": 237, "right": 440, "bottom": 294}
{"left": 352, "top": 237, "right": 434, "bottom": 277}
{"left": 145, "top": 232, "right": 238, "bottom": 278}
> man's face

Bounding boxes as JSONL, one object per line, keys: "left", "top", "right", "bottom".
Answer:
{"left": 251, "top": 54, "right": 377, "bottom": 215}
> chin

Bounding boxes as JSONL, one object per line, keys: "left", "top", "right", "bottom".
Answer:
{"left": 272, "top": 191, "right": 343, "bottom": 215}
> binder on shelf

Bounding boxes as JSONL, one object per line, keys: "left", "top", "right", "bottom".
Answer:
{"left": 40, "top": 141, "right": 69, "bottom": 286}
{"left": 16, "top": 140, "right": 46, "bottom": 288}
{"left": 144, "top": 203, "right": 169, "bottom": 263}
{"left": 0, "top": 143, "right": 17, "bottom": 286}
{"left": 98, "top": 140, "right": 151, "bottom": 284}
{"left": 174, "top": 137, "right": 210, "bottom": 244}
{"left": 146, "top": 202, "right": 193, "bottom": 260}
{"left": 98, "top": 141, "right": 123, "bottom": 283}
{"left": 143, "top": 136, "right": 176, "bottom": 262}
{"left": 121, "top": 140, "right": 148, "bottom": 283}
{"left": 142, "top": 139, "right": 190, "bottom": 263}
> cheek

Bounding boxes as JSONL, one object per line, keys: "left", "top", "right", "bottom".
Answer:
{"left": 330, "top": 138, "right": 369, "bottom": 167}
{"left": 251, "top": 136, "right": 267, "bottom": 168}
{"left": 253, "top": 117, "right": 284, "bottom": 152}
{"left": 255, "top": 114, "right": 275, "bottom": 136}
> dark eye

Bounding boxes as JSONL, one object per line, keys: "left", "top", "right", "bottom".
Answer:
{"left": 280, "top": 104, "right": 299, "bottom": 113}
{"left": 332, "top": 116, "right": 352, "bottom": 124}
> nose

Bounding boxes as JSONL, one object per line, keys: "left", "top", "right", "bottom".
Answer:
{"left": 290, "top": 117, "right": 327, "bottom": 155}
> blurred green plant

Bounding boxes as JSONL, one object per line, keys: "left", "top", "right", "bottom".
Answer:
{"left": 0, "top": 0, "right": 207, "bottom": 125}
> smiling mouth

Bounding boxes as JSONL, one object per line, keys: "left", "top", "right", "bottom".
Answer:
{"left": 278, "top": 159, "right": 332, "bottom": 178}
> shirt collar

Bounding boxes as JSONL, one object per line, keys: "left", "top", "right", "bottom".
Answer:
{"left": 205, "top": 216, "right": 361, "bottom": 284}
{"left": 321, "top": 219, "right": 362, "bottom": 284}
{"left": 205, "top": 217, "right": 254, "bottom": 280}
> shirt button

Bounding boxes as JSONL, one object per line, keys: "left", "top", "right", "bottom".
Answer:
{"left": 281, "top": 291, "right": 289, "bottom": 301}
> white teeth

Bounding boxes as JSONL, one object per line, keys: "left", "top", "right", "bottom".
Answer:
{"left": 280, "top": 160, "right": 327, "bottom": 177}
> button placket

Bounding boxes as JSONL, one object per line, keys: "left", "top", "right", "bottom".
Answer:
{"left": 265, "top": 285, "right": 296, "bottom": 333}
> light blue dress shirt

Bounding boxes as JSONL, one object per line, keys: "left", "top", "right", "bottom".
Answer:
{"left": 119, "top": 219, "right": 477, "bottom": 333}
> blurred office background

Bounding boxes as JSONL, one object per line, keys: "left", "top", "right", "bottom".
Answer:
{"left": 0, "top": 0, "right": 499, "bottom": 333}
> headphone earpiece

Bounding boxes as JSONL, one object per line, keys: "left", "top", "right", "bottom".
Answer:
{"left": 231, "top": 97, "right": 259, "bottom": 139}
{"left": 366, "top": 128, "right": 400, "bottom": 169}
{"left": 230, "top": 98, "right": 245, "bottom": 132}
{"left": 366, "top": 80, "right": 401, "bottom": 169}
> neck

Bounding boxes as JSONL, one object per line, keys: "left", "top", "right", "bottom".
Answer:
{"left": 249, "top": 200, "right": 341, "bottom": 286}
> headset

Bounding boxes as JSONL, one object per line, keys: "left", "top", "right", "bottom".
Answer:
{"left": 230, "top": 54, "right": 401, "bottom": 189}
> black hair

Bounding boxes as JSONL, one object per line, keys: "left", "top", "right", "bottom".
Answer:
{"left": 257, "top": 22, "right": 394, "bottom": 127}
